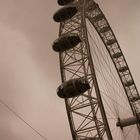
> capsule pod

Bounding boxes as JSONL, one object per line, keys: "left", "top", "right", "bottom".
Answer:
{"left": 57, "top": 78, "right": 90, "bottom": 98}
{"left": 106, "top": 39, "right": 116, "bottom": 46}
{"left": 82, "top": 138, "right": 101, "bottom": 140}
{"left": 94, "top": 14, "right": 104, "bottom": 22}
{"left": 112, "top": 52, "right": 122, "bottom": 58}
{"left": 130, "top": 95, "right": 140, "bottom": 102}
{"left": 117, "top": 116, "right": 139, "bottom": 128}
{"left": 124, "top": 80, "right": 134, "bottom": 87}
{"left": 119, "top": 66, "right": 128, "bottom": 73}
{"left": 100, "top": 26, "right": 110, "bottom": 33}
{"left": 52, "top": 33, "right": 81, "bottom": 52}
{"left": 58, "top": 0, "right": 75, "bottom": 5}
{"left": 85, "top": 1, "right": 99, "bottom": 12}
{"left": 53, "top": 6, "right": 77, "bottom": 22}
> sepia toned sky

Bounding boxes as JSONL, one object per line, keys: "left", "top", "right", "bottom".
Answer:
{"left": 0, "top": 0, "right": 140, "bottom": 140}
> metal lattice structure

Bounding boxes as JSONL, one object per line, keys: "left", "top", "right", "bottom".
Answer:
{"left": 53, "top": 0, "right": 140, "bottom": 139}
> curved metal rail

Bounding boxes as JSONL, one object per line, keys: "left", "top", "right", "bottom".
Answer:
{"left": 86, "top": 0, "right": 140, "bottom": 132}
{"left": 53, "top": 0, "right": 140, "bottom": 139}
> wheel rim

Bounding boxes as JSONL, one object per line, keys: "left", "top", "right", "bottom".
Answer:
{"left": 87, "top": 19, "right": 140, "bottom": 139}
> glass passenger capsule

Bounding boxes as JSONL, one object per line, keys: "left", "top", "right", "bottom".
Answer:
{"left": 94, "top": 14, "right": 104, "bottom": 22}
{"left": 52, "top": 33, "right": 81, "bottom": 52}
{"left": 82, "top": 137, "right": 101, "bottom": 140}
{"left": 53, "top": 6, "right": 77, "bottom": 22}
{"left": 100, "top": 26, "right": 110, "bottom": 33}
{"left": 118, "top": 65, "right": 128, "bottom": 73}
{"left": 58, "top": 0, "right": 75, "bottom": 5}
{"left": 112, "top": 52, "right": 122, "bottom": 59}
{"left": 106, "top": 39, "right": 116, "bottom": 46}
{"left": 130, "top": 95, "right": 140, "bottom": 102}
{"left": 57, "top": 78, "right": 90, "bottom": 98}
{"left": 124, "top": 80, "right": 134, "bottom": 87}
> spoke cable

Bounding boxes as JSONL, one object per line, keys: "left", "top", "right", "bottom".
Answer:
{"left": 87, "top": 25, "right": 131, "bottom": 111}
{"left": 0, "top": 98, "right": 48, "bottom": 140}
{"left": 87, "top": 30, "right": 129, "bottom": 111}
{"left": 85, "top": 20, "right": 139, "bottom": 139}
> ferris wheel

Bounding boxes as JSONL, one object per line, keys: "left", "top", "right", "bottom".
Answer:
{"left": 52, "top": 0, "right": 140, "bottom": 139}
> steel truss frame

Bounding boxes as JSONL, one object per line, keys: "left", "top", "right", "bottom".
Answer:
{"left": 85, "top": 0, "right": 140, "bottom": 132}
{"left": 58, "top": 0, "right": 140, "bottom": 139}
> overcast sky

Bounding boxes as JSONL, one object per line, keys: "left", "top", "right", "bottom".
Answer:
{"left": 0, "top": 0, "right": 140, "bottom": 140}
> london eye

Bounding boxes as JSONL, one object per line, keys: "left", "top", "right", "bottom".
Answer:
{"left": 52, "top": 0, "right": 140, "bottom": 139}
